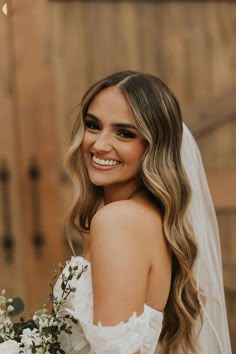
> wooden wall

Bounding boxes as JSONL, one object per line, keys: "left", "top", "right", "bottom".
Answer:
{"left": 0, "top": 0, "right": 235, "bottom": 350}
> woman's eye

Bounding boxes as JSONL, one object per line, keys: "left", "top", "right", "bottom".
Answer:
{"left": 85, "top": 121, "right": 99, "bottom": 130}
{"left": 118, "top": 130, "right": 136, "bottom": 139}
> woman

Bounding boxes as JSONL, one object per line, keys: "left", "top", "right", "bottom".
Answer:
{"left": 54, "top": 71, "right": 232, "bottom": 353}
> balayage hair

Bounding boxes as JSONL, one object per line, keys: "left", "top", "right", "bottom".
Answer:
{"left": 64, "top": 71, "right": 202, "bottom": 353}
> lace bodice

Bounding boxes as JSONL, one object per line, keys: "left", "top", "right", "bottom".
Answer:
{"left": 54, "top": 256, "right": 163, "bottom": 354}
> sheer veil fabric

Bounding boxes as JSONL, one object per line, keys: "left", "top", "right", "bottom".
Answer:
{"left": 181, "top": 124, "right": 232, "bottom": 353}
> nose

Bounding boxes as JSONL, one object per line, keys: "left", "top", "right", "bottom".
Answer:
{"left": 92, "top": 131, "right": 112, "bottom": 154}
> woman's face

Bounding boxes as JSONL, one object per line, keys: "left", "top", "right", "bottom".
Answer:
{"left": 81, "top": 86, "right": 146, "bottom": 194}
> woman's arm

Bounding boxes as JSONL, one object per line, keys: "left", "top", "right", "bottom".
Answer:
{"left": 90, "top": 200, "right": 151, "bottom": 327}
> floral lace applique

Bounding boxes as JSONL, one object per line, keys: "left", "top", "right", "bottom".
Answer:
{"left": 54, "top": 256, "right": 163, "bottom": 354}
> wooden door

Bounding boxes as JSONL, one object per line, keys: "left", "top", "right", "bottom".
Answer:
{"left": 0, "top": 0, "right": 235, "bottom": 351}
{"left": 0, "top": 3, "right": 27, "bottom": 304}
{"left": 0, "top": 0, "right": 70, "bottom": 312}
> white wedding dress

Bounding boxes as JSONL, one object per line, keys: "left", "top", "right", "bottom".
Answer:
{"left": 54, "top": 255, "right": 163, "bottom": 354}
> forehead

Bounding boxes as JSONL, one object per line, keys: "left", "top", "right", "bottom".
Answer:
{"left": 87, "top": 86, "right": 134, "bottom": 123}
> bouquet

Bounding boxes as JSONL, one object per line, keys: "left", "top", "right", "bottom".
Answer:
{"left": 0, "top": 262, "right": 88, "bottom": 354}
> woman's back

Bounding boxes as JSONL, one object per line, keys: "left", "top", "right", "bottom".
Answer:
{"left": 84, "top": 194, "right": 171, "bottom": 320}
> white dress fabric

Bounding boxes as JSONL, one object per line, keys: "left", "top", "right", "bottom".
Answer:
{"left": 54, "top": 256, "right": 163, "bottom": 354}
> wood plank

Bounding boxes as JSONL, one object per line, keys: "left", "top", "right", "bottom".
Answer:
{"left": 0, "top": 2, "right": 27, "bottom": 301}
{"left": 11, "top": 0, "right": 67, "bottom": 311}
{"left": 112, "top": 2, "right": 141, "bottom": 71}
{"left": 183, "top": 89, "right": 236, "bottom": 138}
{"left": 206, "top": 170, "right": 236, "bottom": 211}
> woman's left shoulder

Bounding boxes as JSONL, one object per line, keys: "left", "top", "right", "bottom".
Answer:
{"left": 91, "top": 199, "right": 161, "bottom": 233}
{"left": 90, "top": 199, "right": 163, "bottom": 251}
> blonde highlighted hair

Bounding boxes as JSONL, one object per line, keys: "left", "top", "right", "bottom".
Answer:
{"left": 64, "top": 71, "right": 202, "bottom": 353}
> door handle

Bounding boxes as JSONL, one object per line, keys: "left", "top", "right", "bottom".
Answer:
{"left": 0, "top": 161, "right": 14, "bottom": 263}
{"left": 28, "top": 159, "right": 45, "bottom": 257}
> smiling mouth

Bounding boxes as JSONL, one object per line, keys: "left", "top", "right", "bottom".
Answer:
{"left": 91, "top": 154, "right": 121, "bottom": 166}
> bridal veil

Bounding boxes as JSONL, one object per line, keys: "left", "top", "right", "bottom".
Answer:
{"left": 181, "top": 123, "right": 232, "bottom": 353}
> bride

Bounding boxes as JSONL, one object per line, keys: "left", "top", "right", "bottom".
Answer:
{"left": 54, "top": 71, "right": 232, "bottom": 353}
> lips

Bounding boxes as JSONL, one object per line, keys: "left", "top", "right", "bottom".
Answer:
{"left": 91, "top": 153, "right": 121, "bottom": 167}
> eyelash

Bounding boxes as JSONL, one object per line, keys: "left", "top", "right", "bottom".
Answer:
{"left": 117, "top": 131, "right": 136, "bottom": 139}
{"left": 85, "top": 121, "right": 136, "bottom": 139}
{"left": 85, "top": 121, "right": 99, "bottom": 130}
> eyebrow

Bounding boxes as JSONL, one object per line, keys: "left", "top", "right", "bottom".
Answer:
{"left": 85, "top": 113, "right": 137, "bottom": 130}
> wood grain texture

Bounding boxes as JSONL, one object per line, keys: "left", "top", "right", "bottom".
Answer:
{"left": 0, "top": 2, "right": 27, "bottom": 302}
{"left": 0, "top": 0, "right": 235, "bottom": 348}
{"left": 2, "top": 0, "right": 67, "bottom": 310}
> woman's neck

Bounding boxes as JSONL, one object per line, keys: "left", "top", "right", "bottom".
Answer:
{"left": 103, "top": 181, "right": 142, "bottom": 204}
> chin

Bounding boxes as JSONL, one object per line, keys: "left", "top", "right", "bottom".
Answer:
{"left": 88, "top": 176, "right": 110, "bottom": 187}
{"left": 90, "top": 180, "right": 106, "bottom": 187}
{"left": 86, "top": 170, "right": 116, "bottom": 187}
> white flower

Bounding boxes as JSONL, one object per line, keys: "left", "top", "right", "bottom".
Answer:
{"left": 35, "top": 347, "right": 46, "bottom": 354}
{"left": 0, "top": 314, "right": 14, "bottom": 339}
{"left": 33, "top": 312, "right": 58, "bottom": 331}
{"left": 41, "top": 332, "right": 54, "bottom": 345}
{"left": 0, "top": 296, "right": 6, "bottom": 306}
{"left": 0, "top": 261, "right": 82, "bottom": 353}
{"left": 20, "top": 328, "right": 42, "bottom": 347}
{"left": 0, "top": 290, "right": 7, "bottom": 307}
{"left": 7, "top": 305, "right": 14, "bottom": 313}
{"left": 0, "top": 339, "right": 20, "bottom": 354}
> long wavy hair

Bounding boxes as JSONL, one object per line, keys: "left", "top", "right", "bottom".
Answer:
{"left": 64, "top": 71, "right": 202, "bottom": 353}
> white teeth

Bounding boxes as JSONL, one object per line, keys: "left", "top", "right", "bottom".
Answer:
{"left": 92, "top": 155, "right": 120, "bottom": 166}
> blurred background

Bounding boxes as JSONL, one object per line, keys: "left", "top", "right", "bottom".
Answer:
{"left": 0, "top": 0, "right": 235, "bottom": 351}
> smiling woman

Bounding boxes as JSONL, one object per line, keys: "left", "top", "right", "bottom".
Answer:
{"left": 53, "top": 71, "right": 231, "bottom": 354}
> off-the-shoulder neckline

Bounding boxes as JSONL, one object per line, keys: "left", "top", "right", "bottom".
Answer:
{"left": 71, "top": 255, "right": 163, "bottom": 317}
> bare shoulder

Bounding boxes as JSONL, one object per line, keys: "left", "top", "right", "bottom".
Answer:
{"left": 90, "top": 200, "right": 146, "bottom": 262}
{"left": 90, "top": 198, "right": 164, "bottom": 275}
{"left": 90, "top": 199, "right": 162, "bottom": 324}
{"left": 91, "top": 198, "right": 162, "bottom": 237}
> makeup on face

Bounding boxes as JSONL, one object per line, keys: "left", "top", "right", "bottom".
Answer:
{"left": 81, "top": 87, "right": 145, "bottom": 200}
{"left": 84, "top": 113, "right": 138, "bottom": 140}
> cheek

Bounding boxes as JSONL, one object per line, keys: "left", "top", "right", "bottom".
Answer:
{"left": 123, "top": 142, "right": 145, "bottom": 164}
{"left": 134, "top": 140, "right": 146, "bottom": 159}
{"left": 81, "top": 132, "right": 90, "bottom": 152}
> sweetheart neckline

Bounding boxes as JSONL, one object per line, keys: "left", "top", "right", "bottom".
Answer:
{"left": 72, "top": 255, "right": 163, "bottom": 317}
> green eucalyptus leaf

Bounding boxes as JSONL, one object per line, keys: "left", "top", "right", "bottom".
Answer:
{"left": 71, "top": 318, "right": 78, "bottom": 324}
{"left": 60, "top": 323, "right": 66, "bottom": 331}
{"left": 68, "top": 274, "right": 73, "bottom": 281}
{"left": 61, "top": 282, "right": 66, "bottom": 291}
{"left": 65, "top": 328, "right": 72, "bottom": 334}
